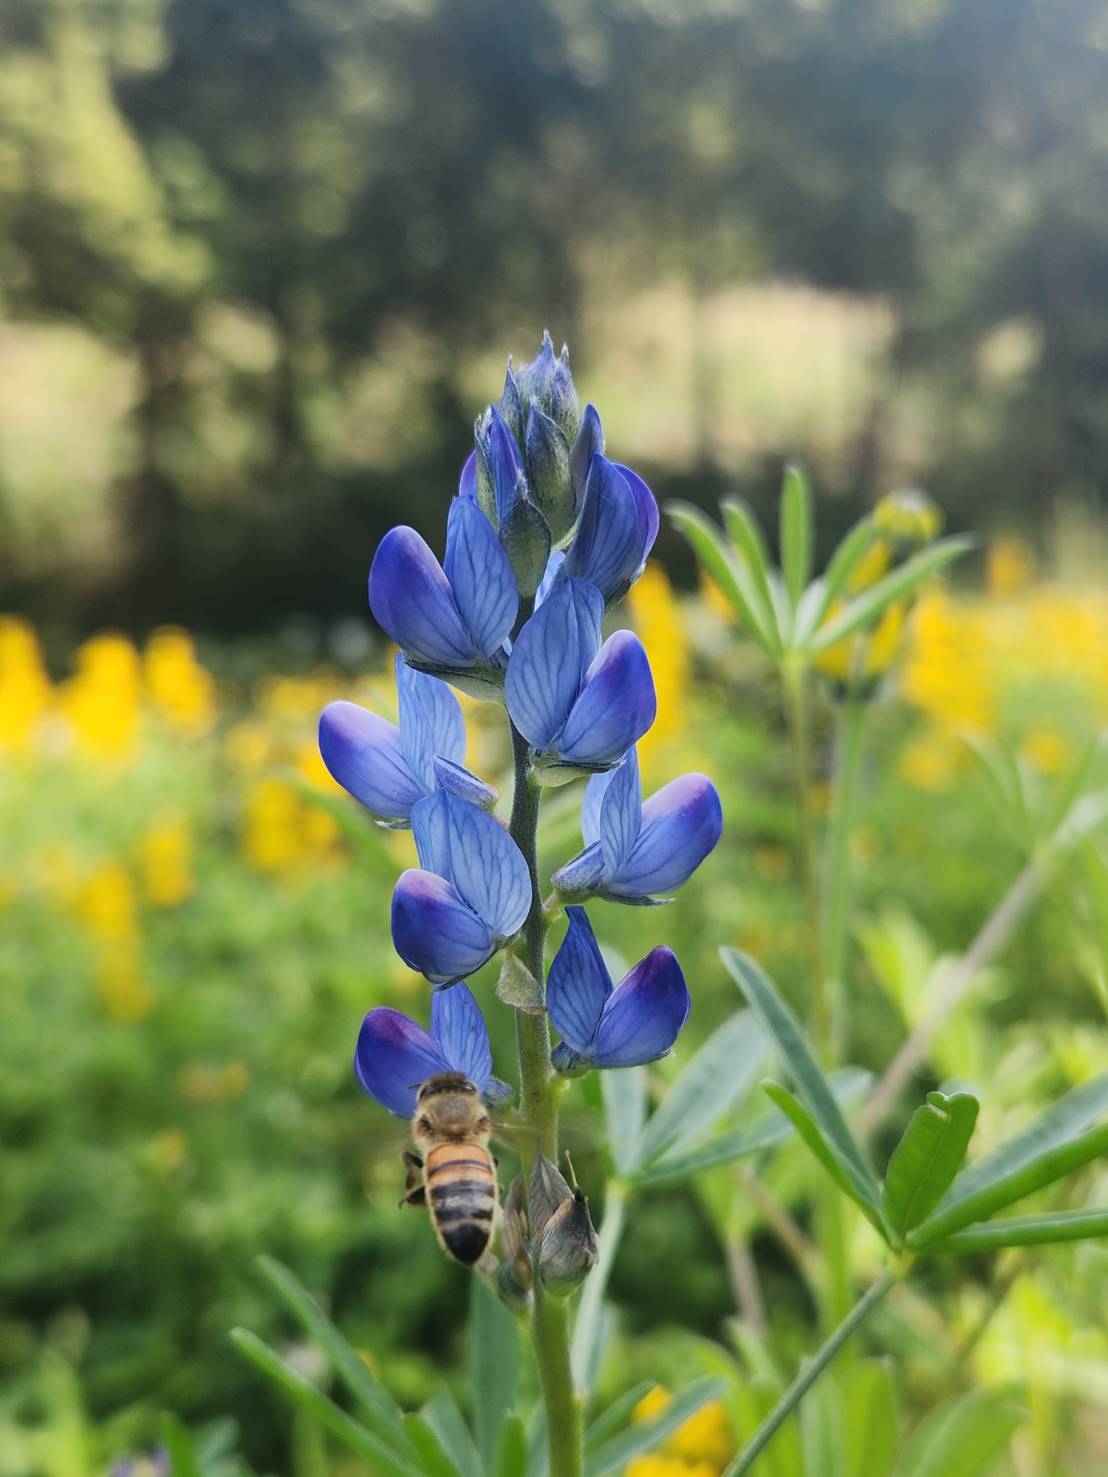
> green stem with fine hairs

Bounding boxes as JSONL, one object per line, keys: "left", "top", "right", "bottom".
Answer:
{"left": 823, "top": 697, "right": 868, "bottom": 1044}
{"left": 508, "top": 715, "right": 583, "bottom": 1477}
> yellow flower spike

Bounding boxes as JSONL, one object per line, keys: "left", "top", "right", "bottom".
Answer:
{"left": 76, "top": 861, "right": 140, "bottom": 943}
{"left": 59, "top": 633, "right": 143, "bottom": 762}
{"left": 223, "top": 720, "right": 272, "bottom": 770}
{"left": 144, "top": 627, "right": 217, "bottom": 735}
{"left": 139, "top": 817, "right": 196, "bottom": 908}
{"left": 666, "top": 1400, "right": 735, "bottom": 1466}
{"left": 872, "top": 487, "right": 943, "bottom": 555}
{"left": 629, "top": 563, "right": 690, "bottom": 774}
{"left": 633, "top": 1386, "right": 672, "bottom": 1423}
{"left": 0, "top": 615, "right": 52, "bottom": 753}
{"left": 899, "top": 733, "right": 960, "bottom": 793}
{"left": 987, "top": 534, "right": 1036, "bottom": 596}
{"left": 241, "top": 778, "right": 303, "bottom": 873}
{"left": 95, "top": 943, "right": 154, "bottom": 1021}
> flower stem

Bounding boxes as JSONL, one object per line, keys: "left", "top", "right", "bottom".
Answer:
{"left": 507, "top": 716, "right": 583, "bottom": 1477}
{"left": 722, "top": 1270, "right": 897, "bottom": 1477}
{"left": 823, "top": 697, "right": 868, "bottom": 1047}
{"left": 781, "top": 660, "right": 827, "bottom": 1055}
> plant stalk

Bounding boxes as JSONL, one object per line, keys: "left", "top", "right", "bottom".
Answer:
{"left": 781, "top": 660, "right": 827, "bottom": 1055}
{"left": 722, "top": 1270, "right": 897, "bottom": 1476}
{"left": 823, "top": 697, "right": 867, "bottom": 1030}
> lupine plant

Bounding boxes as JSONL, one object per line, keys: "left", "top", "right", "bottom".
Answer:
{"left": 231, "top": 340, "right": 1108, "bottom": 1477}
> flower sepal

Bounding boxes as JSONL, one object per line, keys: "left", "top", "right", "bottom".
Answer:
{"left": 404, "top": 654, "right": 506, "bottom": 704}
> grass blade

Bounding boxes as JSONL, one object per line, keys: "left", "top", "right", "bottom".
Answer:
{"left": 423, "top": 1390, "right": 482, "bottom": 1477}
{"left": 667, "top": 501, "right": 777, "bottom": 652}
{"left": 403, "top": 1414, "right": 463, "bottom": 1477}
{"left": 883, "top": 1092, "right": 979, "bottom": 1238}
{"left": 602, "top": 1063, "right": 647, "bottom": 1176}
{"left": 469, "top": 1275, "right": 518, "bottom": 1472}
{"left": 584, "top": 1382, "right": 655, "bottom": 1452}
{"left": 160, "top": 1414, "right": 203, "bottom": 1477}
{"left": 891, "top": 1385, "right": 1024, "bottom": 1477}
{"left": 493, "top": 1413, "right": 528, "bottom": 1477}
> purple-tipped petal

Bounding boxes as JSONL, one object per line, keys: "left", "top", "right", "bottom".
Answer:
{"left": 483, "top": 1075, "right": 514, "bottom": 1107}
{"left": 580, "top": 768, "right": 614, "bottom": 848}
{"left": 410, "top": 790, "right": 530, "bottom": 941}
{"left": 369, "top": 527, "right": 475, "bottom": 667}
{"left": 458, "top": 450, "right": 477, "bottom": 501}
{"left": 443, "top": 497, "right": 518, "bottom": 660}
{"left": 432, "top": 755, "right": 498, "bottom": 810}
{"left": 547, "top": 906, "right": 612, "bottom": 1054}
{"left": 431, "top": 982, "right": 494, "bottom": 1087}
{"left": 505, "top": 578, "right": 602, "bottom": 749}
{"left": 592, "top": 947, "right": 690, "bottom": 1067}
{"left": 550, "top": 840, "right": 607, "bottom": 897}
{"left": 607, "top": 774, "right": 723, "bottom": 899}
{"left": 597, "top": 748, "right": 642, "bottom": 873}
{"left": 391, "top": 869, "right": 495, "bottom": 984}
{"left": 613, "top": 462, "right": 659, "bottom": 565}
{"left": 319, "top": 700, "right": 422, "bottom": 820}
{"left": 558, "top": 630, "right": 656, "bottom": 768}
{"left": 569, "top": 404, "right": 604, "bottom": 504}
{"left": 396, "top": 654, "right": 466, "bottom": 791}
{"left": 354, "top": 1008, "right": 450, "bottom": 1116}
{"left": 565, "top": 456, "right": 643, "bottom": 602}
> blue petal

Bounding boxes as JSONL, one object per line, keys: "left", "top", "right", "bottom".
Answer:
{"left": 458, "top": 450, "right": 477, "bottom": 500}
{"left": 597, "top": 747, "right": 642, "bottom": 874}
{"left": 505, "top": 578, "right": 602, "bottom": 749}
{"left": 550, "top": 840, "right": 606, "bottom": 897}
{"left": 569, "top": 404, "right": 604, "bottom": 503}
{"left": 486, "top": 406, "right": 527, "bottom": 524}
{"left": 607, "top": 774, "right": 723, "bottom": 899}
{"left": 318, "top": 700, "right": 422, "bottom": 820}
{"left": 546, "top": 906, "right": 612, "bottom": 1053}
{"left": 557, "top": 630, "right": 656, "bottom": 767}
{"left": 431, "top": 982, "right": 494, "bottom": 1088}
{"left": 536, "top": 549, "right": 566, "bottom": 607}
{"left": 565, "top": 455, "right": 643, "bottom": 601}
{"left": 613, "top": 462, "right": 659, "bottom": 567}
{"left": 433, "top": 755, "right": 498, "bottom": 810}
{"left": 391, "top": 869, "right": 495, "bottom": 984}
{"left": 443, "top": 497, "right": 519, "bottom": 660}
{"left": 592, "top": 947, "right": 690, "bottom": 1067}
{"left": 354, "top": 1008, "right": 450, "bottom": 1116}
{"left": 483, "top": 1075, "right": 514, "bottom": 1107}
{"left": 396, "top": 654, "right": 466, "bottom": 791}
{"left": 580, "top": 769, "right": 613, "bottom": 848}
{"left": 369, "top": 527, "right": 475, "bottom": 667}
{"left": 410, "top": 790, "right": 530, "bottom": 940}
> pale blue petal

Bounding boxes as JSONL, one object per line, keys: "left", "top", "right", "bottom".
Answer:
{"left": 580, "top": 769, "right": 614, "bottom": 848}
{"left": 354, "top": 1008, "right": 450, "bottom": 1116}
{"left": 608, "top": 774, "right": 723, "bottom": 899}
{"left": 536, "top": 549, "right": 566, "bottom": 607}
{"left": 318, "top": 700, "right": 422, "bottom": 820}
{"left": 546, "top": 906, "right": 611, "bottom": 1053}
{"left": 565, "top": 455, "right": 642, "bottom": 601}
{"left": 557, "top": 630, "right": 656, "bottom": 767}
{"left": 410, "top": 790, "right": 530, "bottom": 940}
{"left": 431, "top": 982, "right": 493, "bottom": 1088}
{"left": 396, "top": 654, "right": 466, "bottom": 790}
{"left": 613, "top": 461, "right": 659, "bottom": 565}
{"left": 592, "top": 948, "right": 690, "bottom": 1067}
{"left": 458, "top": 450, "right": 477, "bottom": 500}
{"left": 443, "top": 497, "right": 519, "bottom": 659}
{"left": 598, "top": 747, "right": 642, "bottom": 873}
{"left": 505, "top": 578, "right": 602, "bottom": 749}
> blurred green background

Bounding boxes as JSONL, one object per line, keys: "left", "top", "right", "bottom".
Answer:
{"left": 3, "top": 2, "right": 1108, "bottom": 1476}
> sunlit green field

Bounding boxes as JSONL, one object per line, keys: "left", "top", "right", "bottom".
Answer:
{"left": 3, "top": 542, "right": 1108, "bottom": 1477}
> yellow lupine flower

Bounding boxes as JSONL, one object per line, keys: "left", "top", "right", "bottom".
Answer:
{"left": 0, "top": 615, "right": 52, "bottom": 752}
{"left": 630, "top": 1386, "right": 735, "bottom": 1473}
{"left": 223, "top": 720, "right": 272, "bottom": 770}
{"left": 144, "top": 627, "right": 217, "bottom": 735}
{"left": 899, "top": 733, "right": 960, "bottom": 793}
{"left": 629, "top": 563, "right": 690, "bottom": 772}
{"left": 140, "top": 817, "right": 195, "bottom": 907}
{"left": 59, "top": 633, "right": 143, "bottom": 761}
{"left": 241, "top": 778, "right": 303, "bottom": 872}
{"left": 987, "top": 535, "right": 1035, "bottom": 596}
{"left": 76, "top": 861, "right": 140, "bottom": 943}
{"left": 95, "top": 944, "right": 154, "bottom": 1021}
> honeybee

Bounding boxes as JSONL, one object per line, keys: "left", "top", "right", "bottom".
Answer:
{"left": 401, "top": 1073, "right": 500, "bottom": 1266}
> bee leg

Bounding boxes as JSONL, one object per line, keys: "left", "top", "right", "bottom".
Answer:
{"left": 400, "top": 1151, "right": 425, "bottom": 1209}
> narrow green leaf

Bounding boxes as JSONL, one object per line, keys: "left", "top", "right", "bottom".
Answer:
{"left": 892, "top": 1386, "right": 1024, "bottom": 1477}
{"left": 883, "top": 1092, "right": 979, "bottom": 1238}
{"left": 925, "top": 1207, "right": 1108, "bottom": 1253}
{"left": 586, "top": 1378, "right": 724, "bottom": 1476}
{"left": 721, "top": 950, "right": 882, "bottom": 1211}
{"left": 403, "top": 1414, "right": 463, "bottom": 1477}
{"left": 797, "top": 518, "right": 878, "bottom": 642}
{"left": 423, "top": 1391, "right": 482, "bottom": 1477}
{"left": 584, "top": 1382, "right": 655, "bottom": 1452}
{"left": 1046, "top": 732, "right": 1107, "bottom": 838}
{"left": 780, "top": 463, "right": 813, "bottom": 612}
{"left": 635, "top": 1011, "right": 765, "bottom": 1166}
{"left": 602, "top": 1064, "right": 647, "bottom": 1176}
{"left": 909, "top": 1072, "right": 1108, "bottom": 1247}
{"left": 720, "top": 495, "right": 779, "bottom": 637}
{"left": 667, "top": 501, "right": 777, "bottom": 651}
{"left": 160, "top": 1415, "right": 203, "bottom": 1477}
{"left": 762, "top": 1082, "right": 889, "bottom": 1237}
{"left": 633, "top": 1069, "right": 872, "bottom": 1188}
{"left": 469, "top": 1276, "right": 518, "bottom": 1472}
{"left": 256, "top": 1256, "right": 408, "bottom": 1450}
{"left": 571, "top": 1188, "right": 625, "bottom": 1390}
{"left": 229, "top": 1329, "right": 418, "bottom": 1477}
{"left": 493, "top": 1413, "right": 528, "bottom": 1477}
{"left": 807, "top": 537, "right": 974, "bottom": 654}
{"left": 960, "top": 733, "right": 1031, "bottom": 848}
{"left": 843, "top": 1360, "right": 898, "bottom": 1477}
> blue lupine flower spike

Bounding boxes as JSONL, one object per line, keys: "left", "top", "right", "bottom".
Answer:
{"left": 553, "top": 747, "right": 722, "bottom": 903}
{"left": 547, "top": 906, "right": 690, "bottom": 1073}
{"left": 505, "top": 577, "right": 656, "bottom": 784}
{"left": 319, "top": 655, "right": 496, "bottom": 826}
{"left": 564, "top": 453, "right": 659, "bottom": 606}
{"left": 392, "top": 789, "right": 531, "bottom": 984}
{"left": 368, "top": 497, "right": 518, "bottom": 700}
{"left": 355, "top": 982, "right": 512, "bottom": 1116}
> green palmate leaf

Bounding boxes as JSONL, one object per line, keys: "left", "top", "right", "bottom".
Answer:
{"left": 402, "top": 1414, "right": 463, "bottom": 1477}
{"left": 722, "top": 950, "right": 883, "bottom": 1215}
{"left": 493, "top": 1413, "right": 528, "bottom": 1477}
{"left": 806, "top": 536, "right": 974, "bottom": 654}
{"left": 422, "top": 1391, "right": 482, "bottom": 1477}
{"left": 602, "top": 1063, "right": 647, "bottom": 1176}
{"left": 469, "top": 1276, "right": 518, "bottom": 1473}
{"left": 843, "top": 1360, "right": 899, "bottom": 1477}
{"left": 883, "top": 1092, "right": 979, "bottom": 1239}
{"left": 720, "top": 495, "right": 779, "bottom": 637}
{"left": 891, "top": 1386, "right": 1025, "bottom": 1477}
{"left": 632, "top": 1068, "right": 872, "bottom": 1188}
{"left": 635, "top": 1010, "right": 765, "bottom": 1167}
{"left": 256, "top": 1257, "right": 405, "bottom": 1439}
{"left": 762, "top": 1082, "right": 888, "bottom": 1236}
{"left": 795, "top": 518, "right": 878, "bottom": 642}
{"left": 908, "top": 1071, "right": 1108, "bottom": 1247}
{"left": 667, "top": 501, "right": 778, "bottom": 652}
{"left": 229, "top": 1329, "right": 418, "bottom": 1477}
{"left": 779, "top": 464, "right": 813, "bottom": 613}
{"left": 926, "top": 1207, "right": 1108, "bottom": 1253}
{"left": 584, "top": 1382, "right": 655, "bottom": 1452}
{"left": 160, "top": 1414, "right": 203, "bottom": 1477}
{"left": 586, "top": 1378, "right": 725, "bottom": 1476}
